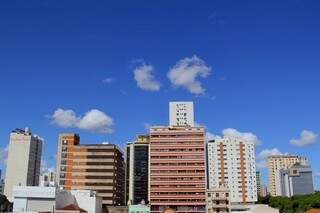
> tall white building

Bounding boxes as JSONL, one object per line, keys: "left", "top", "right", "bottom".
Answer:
{"left": 4, "top": 128, "right": 43, "bottom": 201}
{"left": 169, "top": 101, "right": 194, "bottom": 127}
{"left": 207, "top": 138, "right": 257, "bottom": 204}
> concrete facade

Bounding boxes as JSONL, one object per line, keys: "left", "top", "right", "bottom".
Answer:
{"left": 4, "top": 128, "right": 43, "bottom": 201}
{"left": 206, "top": 183, "right": 230, "bottom": 213}
{"left": 12, "top": 186, "right": 102, "bottom": 213}
{"left": 207, "top": 138, "right": 257, "bottom": 204}
{"left": 169, "top": 102, "right": 194, "bottom": 127}
{"left": 13, "top": 186, "right": 56, "bottom": 212}
{"left": 56, "top": 133, "right": 125, "bottom": 206}
{"left": 149, "top": 126, "right": 206, "bottom": 213}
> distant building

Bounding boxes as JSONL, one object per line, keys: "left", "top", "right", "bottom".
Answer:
{"left": 169, "top": 101, "right": 194, "bottom": 127}
{"left": 12, "top": 186, "right": 102, "bottom": 213}
{"left": 4, "top": 128, "right": 43, "bottom": 201}
{"left": 126, "top": 134, "right": 149, "bottom": 205}
{"left": 39, "top": 170, "right": 55, "bottom": 187}
{"left": 149, "top": 126, "right": 206, "bottom": 212}
{"left": 206, "top": 182, "right": 230, "bottom": 213}
{"left": 268, "top": 155, "right": 307, "bottom": 196}
{"left": 256, "top": 171, "right": 261, "bottom": 197}
{"left": 280, "top": 164, "right": 314, "bottom": 197}
{"left": 56, "top": 133, "right": 125, "bottom": 207}
{"left": 260, "top": 184, "right": 268, "bottom": 197}
{"left": 207, "top": 138, "right": 257, "bottom": 204}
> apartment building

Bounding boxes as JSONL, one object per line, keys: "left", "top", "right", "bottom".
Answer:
{"left": 268, "top": 155, "right": 307, "bottom": 196}
{"left": 207, "top": 138, "right": 257, "bottom": 204}
{"left": 126, "top": 134, "right": 149, "bottom": 204}
{"left": 4, "top": 128, "right": 43, "bottom": 201}
{"left": 149, "top": 126, "right": 206, "bottom": 213}
{"left": 56, "top": 133, "right": 125, "bottom": 206}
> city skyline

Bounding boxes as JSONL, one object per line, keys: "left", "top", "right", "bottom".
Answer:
{"left": 1, "top": 0, "right": 320, "bottom": 191}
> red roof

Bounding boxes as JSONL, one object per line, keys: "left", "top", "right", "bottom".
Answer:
{"left": 60, "top": 204, "right": 87, "bottom": 212}
{"left": 305, "top": 209, "right": 320, "bottom": 213}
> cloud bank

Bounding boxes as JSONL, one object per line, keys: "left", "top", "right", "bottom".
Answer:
{"left": 50, "top": 108, "right": 114, "bottom": 133}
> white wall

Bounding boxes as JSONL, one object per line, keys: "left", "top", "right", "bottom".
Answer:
{"left": 169, "top": 102, "right": 194, "bottom": 126}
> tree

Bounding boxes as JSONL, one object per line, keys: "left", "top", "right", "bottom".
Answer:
{"left": 0, "top": 194, "right": 11, "bottom": 212}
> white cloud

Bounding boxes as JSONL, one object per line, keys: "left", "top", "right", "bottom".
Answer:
{"left": 221, "top": 128, "right": 262, "bottom": 146}
{"left": 206, "top": 132, "right": 221, "bottom": 141}
{"left": 134, "top": 64, "right": 161, "bottom": 91}
{"left": 51, "top": 108, "right": 78, "bottom": 128}
{"left": 50, "top": 108, "right": 114, "bottom": 133}
{"left": 290, "top": 130, "right": 318, "bottom": 147}
{"left": 167, "top": 55, "right": 211, "bottom": 94}
{"left": 206, "top": 128, "right": 262, "bottom": 145}
{"left": 102, "top": 77, "right": 115, "bottom": 84}
{"left": 256, "top": 148, "right": 283, "bottom": 168}
{"left": 206, "top": 128, "right": 262, "bottom": 146}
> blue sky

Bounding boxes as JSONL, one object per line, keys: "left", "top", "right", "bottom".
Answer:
{"left": 1, "top": 0, "right": 320, "bottom": 188}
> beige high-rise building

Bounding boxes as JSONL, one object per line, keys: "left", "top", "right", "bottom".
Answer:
{"left": 4, "top": 128, "right": 43, "bottom": 201}
{"left": 55, "top": 133, "right": 125, "bottom": 207}
{"left": 268, "top": 155, "right": 307, "bottom": 196}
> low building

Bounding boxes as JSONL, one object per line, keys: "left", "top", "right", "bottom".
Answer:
{"left": 57, "top": 190, "right": 102, "bottom": 213}
{"left": 13, "top": 186, "right": 56, "bottom": 212}
{"left": 128, "top": 203, "right": 150, "bottom": 213}
{"left": 106, "top": 206, "right": 128, "bottom": 213}
{"left": 280, "top": 164, "right": 314, "bottom": 197}
{"left": 12, "top": 186, "right": 102, "bottom": 213}
{"left": 206, "top": 183, "right": 230, "bottom": 213}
